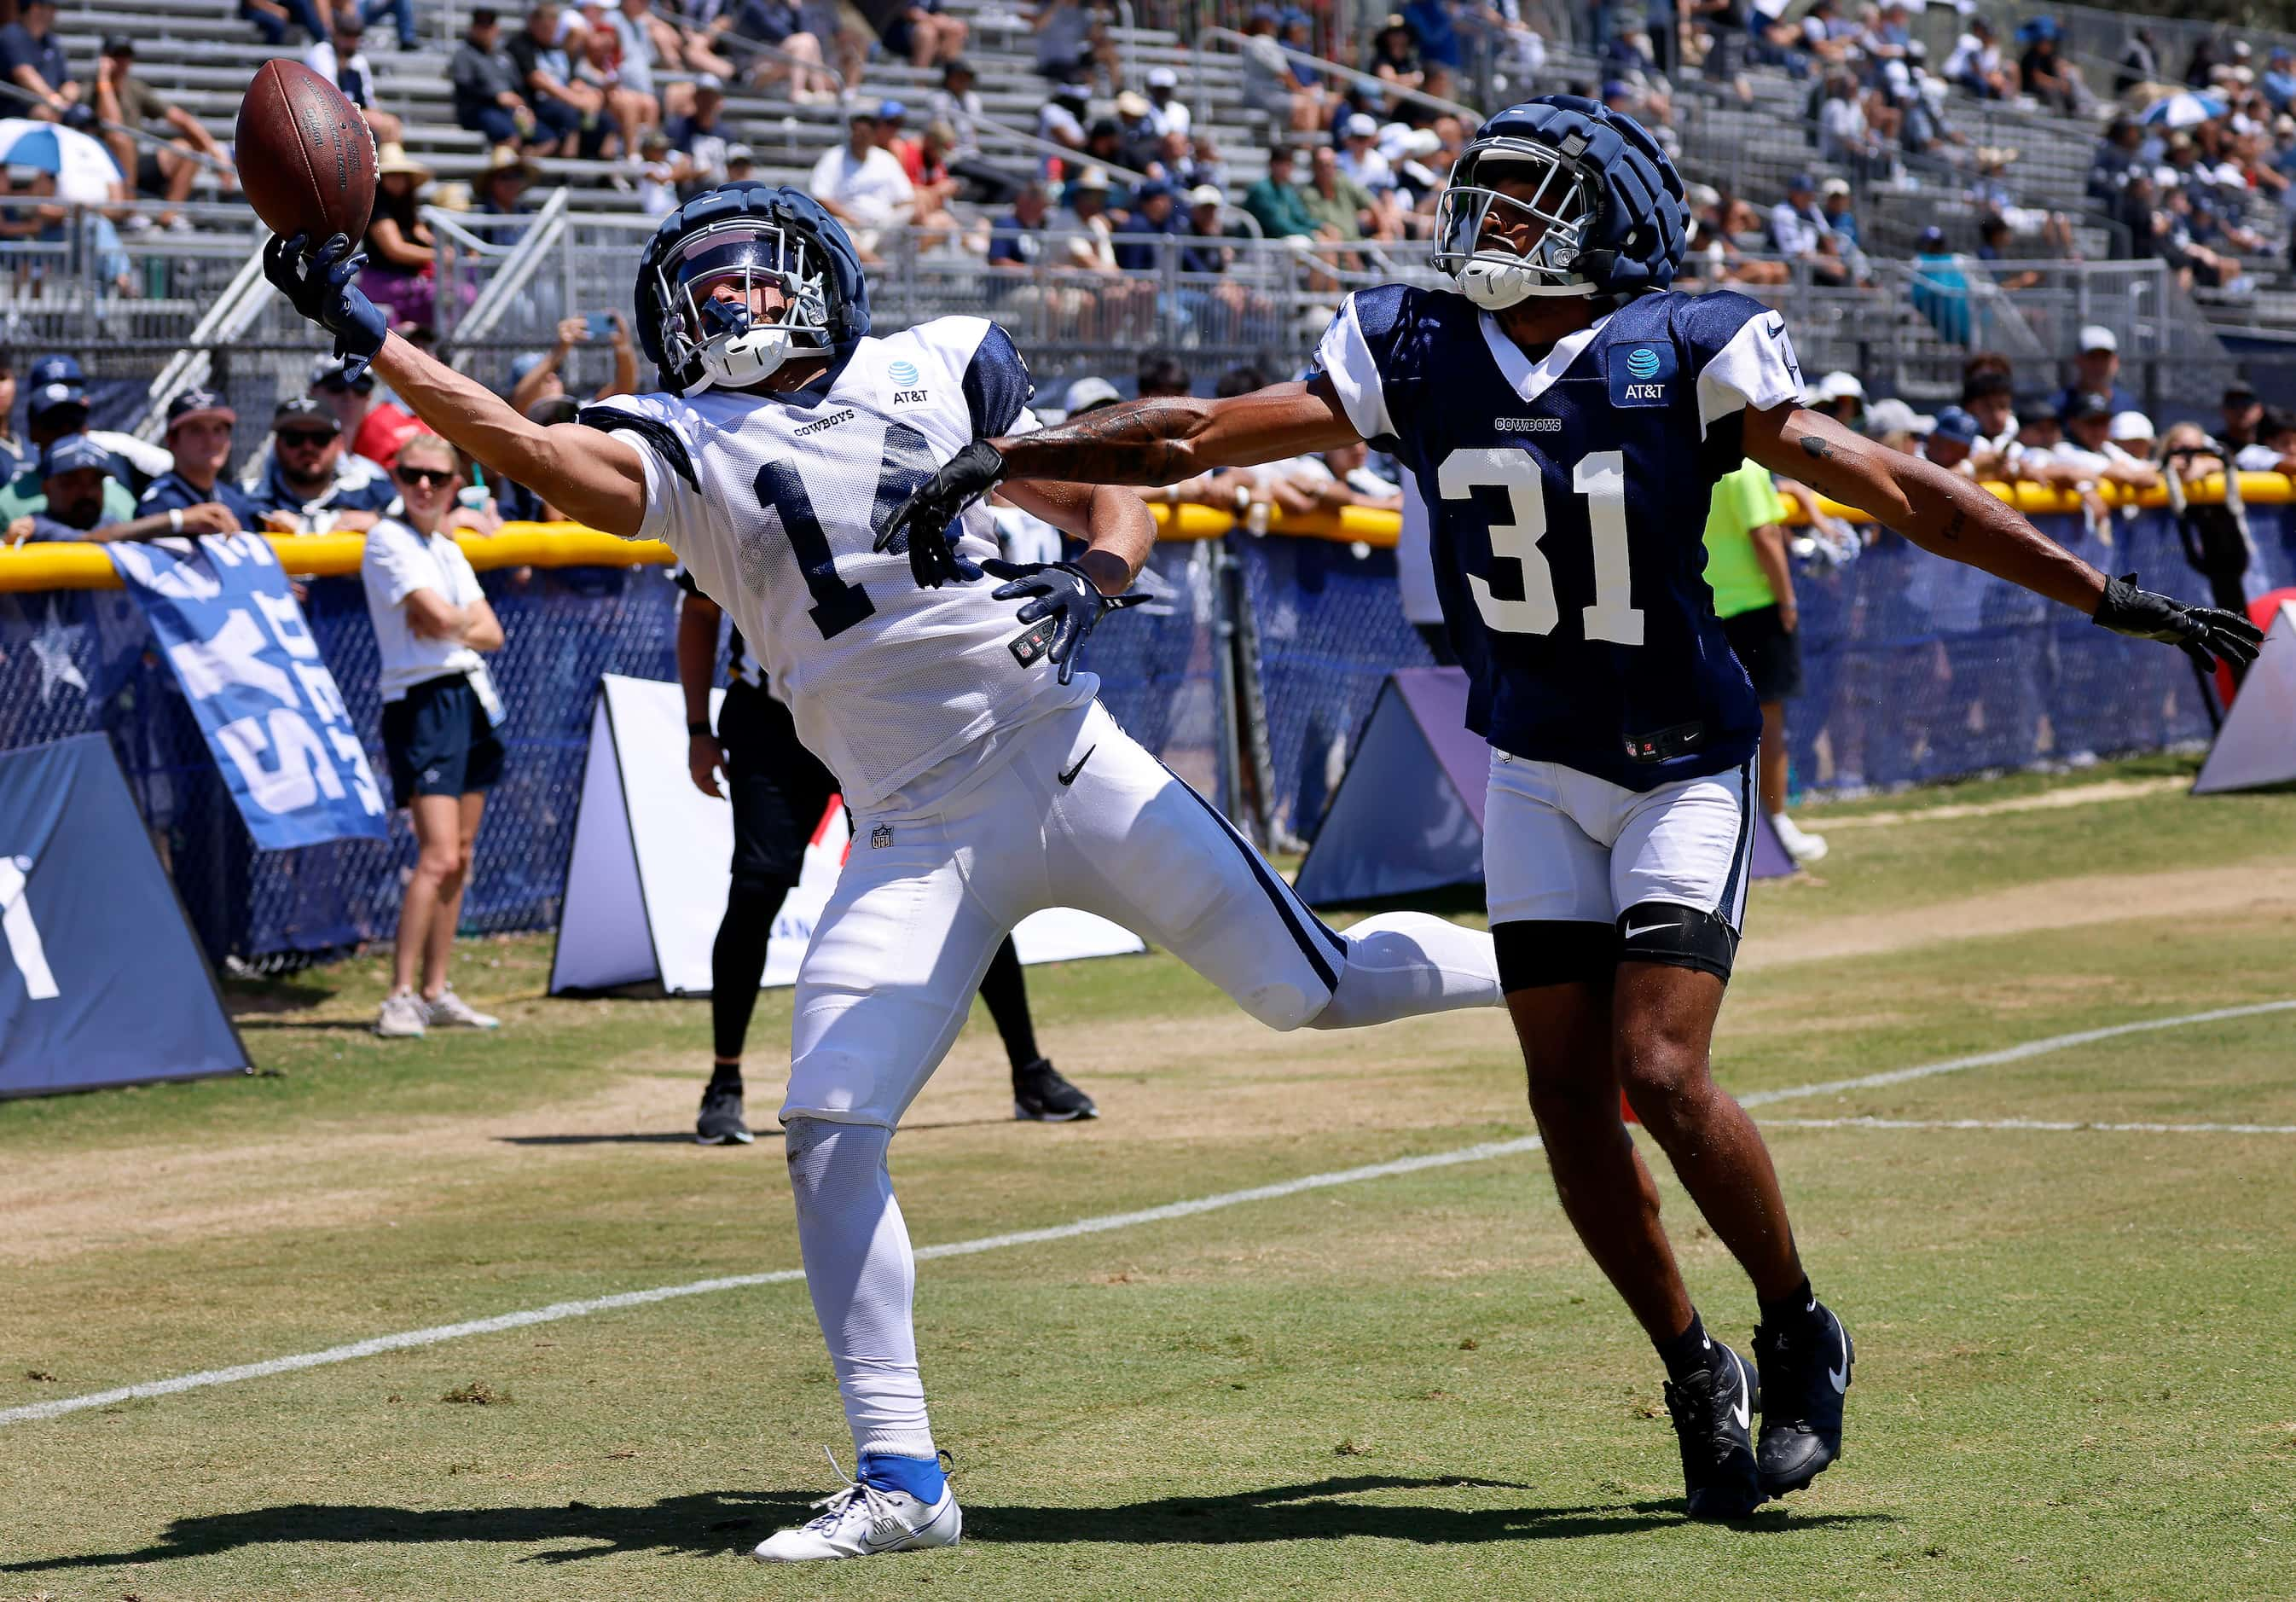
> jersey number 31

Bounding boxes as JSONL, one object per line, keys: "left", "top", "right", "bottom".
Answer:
{"left": 1436, "top": 448, "right": 1644, "bottom": 646}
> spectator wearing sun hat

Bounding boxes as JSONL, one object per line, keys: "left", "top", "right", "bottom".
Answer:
{"left": 139, "top": 390, "right": 261, "bottom": 530}
{"left": 1807, "top": 370, "right": 1865, "bottom": 430}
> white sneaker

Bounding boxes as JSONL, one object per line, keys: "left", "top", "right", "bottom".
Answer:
{"left": 751, "top": 1452, "right": 962, "bottom": 1563}
{"left": 1770, "top": 812, "right": 1829, "bottom": 865}
{"left": 374, "top": 992, "right": 427, "bottom": 1038}
{"left": 424, "top": 988, "right": 499, "bottom": 1030}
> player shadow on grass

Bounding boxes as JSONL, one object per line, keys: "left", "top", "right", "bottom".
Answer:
{"left": 5, "top": 1475, "right": 1889, "bottom": 1570}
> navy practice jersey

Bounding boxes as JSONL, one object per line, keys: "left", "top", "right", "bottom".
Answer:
{"left": 1315, "top": 284, "right": 1804, "bottom": 791}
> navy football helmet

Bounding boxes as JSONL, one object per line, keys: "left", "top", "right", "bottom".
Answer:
{"left": 634, "top": 183, "right": 870, "bottom": 395}
{"left": 1430, "top": 96, "right": 1687, "bottom": 309}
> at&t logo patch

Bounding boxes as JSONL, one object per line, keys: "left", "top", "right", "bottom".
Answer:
{"left": 887, "top": 357, "right": 928, "bottom": 405}
{"left": 1609, "top": 340, "right": 1678, "bottom": 406}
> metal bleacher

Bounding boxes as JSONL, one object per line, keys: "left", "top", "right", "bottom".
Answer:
{"left": 28, "top": 0, "right": 2277, "bottom": 425}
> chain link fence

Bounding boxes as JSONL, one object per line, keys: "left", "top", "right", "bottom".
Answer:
{"left": 9, "top": 499, "right": 2295, "bottom": 959}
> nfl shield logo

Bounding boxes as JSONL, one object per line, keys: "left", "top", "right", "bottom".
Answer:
{"left": 870, "top": 824, "right": 894, "bottom": 849}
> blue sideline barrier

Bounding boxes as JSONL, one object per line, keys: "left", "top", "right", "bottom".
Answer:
{"left": 0, "top": 508, "right": 2287, "bottom": 960}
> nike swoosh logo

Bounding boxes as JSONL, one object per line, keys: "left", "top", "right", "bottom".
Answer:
{"left": 1058, "top": 746, "right": 1095, "bottom": 786}
{"left": 1730, "top": 1352, "right": 1752, "bottom": 1432}
{"left": 1826, "top": 1314, "right": 1849, "bottom": 1393}
{"left": 1622, "top": 921, "right": 1676, "bottom": 941}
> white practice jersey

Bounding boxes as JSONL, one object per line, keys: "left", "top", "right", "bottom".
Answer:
{"left": 590, "top": 316, "right": 1093, "bottom": 809}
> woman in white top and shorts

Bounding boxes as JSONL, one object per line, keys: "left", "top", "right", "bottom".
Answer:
{"left": 360, "top": 432, "right": 508, "bottom": 1039}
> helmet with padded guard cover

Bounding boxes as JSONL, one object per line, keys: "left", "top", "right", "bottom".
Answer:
{"left": 634, "top": 183, "right": 871, "bottom": 395}
{"left": 1430, "top": 96, "right": 1687, "bottom": 310}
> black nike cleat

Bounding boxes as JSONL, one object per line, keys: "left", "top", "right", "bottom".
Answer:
{"left": 1754, "top": 1301, "right": 1852, "bottom": 1496}
{"left": 695, "top": 1080, "right": 754, "bottom": 1146}
{"left": 1012, "top": 1058, "right": 1098, "bottom": 1122}
{"left": 1663, "top": 1340, "right": 1767, "bottom": 1521}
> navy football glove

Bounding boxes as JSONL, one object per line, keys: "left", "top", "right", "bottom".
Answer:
{"left": 2091, "top": 572, "right": 2264, "bottom": 673}
{"left": 263, "top": 231, "right": 389, "bottom": 382}
{"left": 983, "top": 559, "right": 1146, "bottom": 685}
{"left": 876, "top": 438, "right": 1007, "bottom": 589}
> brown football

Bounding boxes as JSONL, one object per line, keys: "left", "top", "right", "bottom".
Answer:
{"left": 235, "top": 60, "right": 377, "bottom": 245}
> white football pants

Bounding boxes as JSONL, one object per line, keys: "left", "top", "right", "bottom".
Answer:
{"left": 779, "top": 695, "right": 1502, "bottom": 1466}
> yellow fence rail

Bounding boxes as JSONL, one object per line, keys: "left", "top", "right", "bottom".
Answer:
{"left": 2, "top": 473, "right": 2289, "bottom": 591}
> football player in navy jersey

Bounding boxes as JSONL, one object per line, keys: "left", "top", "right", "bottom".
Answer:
{"left": 884, "top": 96, "right": 2263, "bottom": 1518}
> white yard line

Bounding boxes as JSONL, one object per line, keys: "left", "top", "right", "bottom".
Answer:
{"left": 1767, "top": 1116, "right": 2296, "bottom": 1135}
{"left": 1801, "top": 775, "right": 2188, "bottom": 831}
{"left": 5, "top": 999, "right": 2292, "bottom": 1430}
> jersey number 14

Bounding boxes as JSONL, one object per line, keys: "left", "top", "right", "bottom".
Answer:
{"left": 1436, "top": 448, "right": 1644, "bottom": 646}
{"left": 751, "top": 420, "right": 942, "bottom": 641}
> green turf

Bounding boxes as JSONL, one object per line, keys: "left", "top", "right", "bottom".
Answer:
{"left": 3, "top": 764, "right": 2294, "bottom": 1599}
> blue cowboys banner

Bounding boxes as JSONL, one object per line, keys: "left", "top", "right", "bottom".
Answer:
{"left": 0, "top": 734, "right": 246, "bottom": 1095}
{"left": 108, "top": 535, "right": 388, "bottom": 850}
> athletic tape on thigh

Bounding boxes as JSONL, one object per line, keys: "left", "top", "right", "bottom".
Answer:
{"left": 1615, "top": 900, "right": 1739, "bottom": 983}
{"left": 1493, "top": 919, "right": 1621, "bottom": 992}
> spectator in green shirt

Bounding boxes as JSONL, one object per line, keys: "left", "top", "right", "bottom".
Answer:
{"left": 1243, "top": 143, "right": 1319, "bottom": 241}
{"left": 1702, "top": 459, "right": 1826, "bottom": 866}
{"left": 1296, "top": 144, "right": 1372, "bottom": 242}
{"left": 0, "top": 380, "right": 138, "bottom": 527}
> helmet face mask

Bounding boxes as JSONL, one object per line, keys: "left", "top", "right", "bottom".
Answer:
{"left": 1432, "top": 136, "right": 1601, "bottom": 309}
{"left": 653, "top": 216, "right": 836, "bottom": 393}
{"left": 634, "top": 184, "right": 870, "bottom": 396}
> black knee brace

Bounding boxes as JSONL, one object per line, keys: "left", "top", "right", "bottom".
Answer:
{"left": 1615, "top": 901, "right": 1739, "bottom": 984}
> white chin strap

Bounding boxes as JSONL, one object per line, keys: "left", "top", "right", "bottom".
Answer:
{"left": 686, "top": 322, "right": 809, "bottom": 396}
{"left": 1454, "top": 252, "right": 1595, "bottom": 311}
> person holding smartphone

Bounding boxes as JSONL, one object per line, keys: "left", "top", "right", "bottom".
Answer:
{"left": 506, "top": 312, "right": 638, "bottom": 416}
{"left": 362, "top": 432, "right": 509, "bottom": 1040}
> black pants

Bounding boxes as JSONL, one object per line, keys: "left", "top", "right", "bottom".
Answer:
{"left": 710, "top": 682, "right": 1041, "bottom": 1072}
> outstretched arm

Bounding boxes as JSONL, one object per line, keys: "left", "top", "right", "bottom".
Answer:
{"left": 877, "top": 376, "right": 1360, "bottom": 585}
{"left": 370, "top": 332, "right": 650, "bottom": 538}
{"left": 1744, "top": 403, "right": 2102, "bottom": 612}
{"left": 1747, "top": 403, "right": 2260, "bottom": 670}
{"left": 993, "top": 377, "right": 1364, "bottom": 488}
{"left": 265, "top": 235, "right": 650, "bottom": 537}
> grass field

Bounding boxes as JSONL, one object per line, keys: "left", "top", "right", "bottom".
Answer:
{"left": 4, "top": 756, "right": 2295, "bottom": 1600}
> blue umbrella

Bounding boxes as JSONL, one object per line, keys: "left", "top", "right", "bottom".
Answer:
{"left": 2142, "top": 91, "right": 2228, "bottom": 129}
{"left": 0, "top": 118, "right": 125, "bottom": 203}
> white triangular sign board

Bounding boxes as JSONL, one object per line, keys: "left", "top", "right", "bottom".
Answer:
{"left": 550, "top": 674, "right": 1143, "bottom": 993}
{"left": 2192, "top": 602, "right": 2296, "bottom": 795}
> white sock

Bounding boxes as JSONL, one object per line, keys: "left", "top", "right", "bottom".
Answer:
{"left": 1304, "top": 911, "right": 1502, "bottom": 1030}
{"left": 783, "top": 1117, "right": 936, "bottom": 1464}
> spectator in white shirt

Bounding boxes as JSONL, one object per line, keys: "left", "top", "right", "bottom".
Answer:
{"left": 1144, "top": 64, "right": 1191, "bottom": 137}
{"left": 1037, "top": 80, "right": 1090, "bottom": 150}
{"left": 809, "top": 107, "right": 915, "bottom": 261}
{"left": 2233, "top": 408, "right": 2296, "bottom": 473}
{"left": 307, "top": 8, "right": 402, "bottom": 143}
{"left": 1337, "top": 111, "right": 1405, "bottom": 238}
{"left": 361, "top": 432, "right": 507, "bottom": 1042}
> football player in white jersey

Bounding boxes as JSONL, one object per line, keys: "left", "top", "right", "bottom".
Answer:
{"left": 264, "top": 184, "right": 1505, "bottom": 1563}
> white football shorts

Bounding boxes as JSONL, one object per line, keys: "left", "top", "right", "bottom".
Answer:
{"left": 1482, "top": 749, "right": 1758, "bottom": 934}
{"left": 782, "top": 698, "right": 1358, "bottom": 1129}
